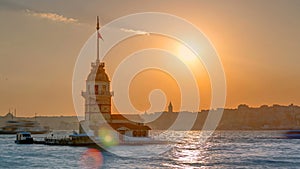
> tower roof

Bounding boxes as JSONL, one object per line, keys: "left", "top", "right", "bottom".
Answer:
{"left": 87, "top": 62, "right": 110, "bottom": 82}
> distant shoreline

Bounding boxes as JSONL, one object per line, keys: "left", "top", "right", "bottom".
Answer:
{"left": 1, "top": 103, "right": 300, "bottom": 131}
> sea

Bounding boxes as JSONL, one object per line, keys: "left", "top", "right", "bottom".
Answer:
{"left": 1, "top": 130, "right": 300, "bottom": 169}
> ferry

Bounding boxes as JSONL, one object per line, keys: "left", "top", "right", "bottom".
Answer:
{"left": 43, "top": 130, "right": 168, "bottom": 147}
{"left": 283, "top": 130, "right": 300, "bottom": 139}
{"left": 15, "top": 132, "right": 34, "bottom": 144}
{"left": 0, "top": 120, "right": 49, "bottom": 134}
{"left": 44, "top": 131, "right": 95, "bottom": 146}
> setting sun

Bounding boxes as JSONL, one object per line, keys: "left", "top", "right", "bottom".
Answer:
{"left": 175, "top": 43, "right": 199, "bottom": 64}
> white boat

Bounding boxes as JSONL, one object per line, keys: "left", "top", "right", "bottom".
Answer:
{"left": 44, "top": 131, "right": 96, "bottom": 146}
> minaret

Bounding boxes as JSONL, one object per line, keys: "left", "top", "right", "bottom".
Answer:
{"left": 168, "top": 102, "right": 173, "bottom": 113}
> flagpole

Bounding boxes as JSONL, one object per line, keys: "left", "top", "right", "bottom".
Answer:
{"left": 96, "top": 16, "right": 100, "bottom": 62}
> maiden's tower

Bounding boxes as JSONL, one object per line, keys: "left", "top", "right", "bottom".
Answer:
{"left": 79, "top": 17, "right": 150, "bottom": 139}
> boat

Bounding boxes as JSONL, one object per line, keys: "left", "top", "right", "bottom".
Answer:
{"left": 43, "top": 130, "right": 168, "bottom": 147}
{"left": 15, "top": 132, "right": 34, "bottom": 144}
{"left": 283, "top": 130, "right": 300, "bottom": 139}
{"left": 0, "top": 120, "right": 49, "bottom": 134}
{"left": 44, "top": 131, "right": 96, "bottom": 146}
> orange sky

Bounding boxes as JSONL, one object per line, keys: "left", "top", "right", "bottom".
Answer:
{"left": 101, "top": 35, "right": 212, "bottom": 114}
{"left": 0, "top": 0, "right": 300, "bottom": 116}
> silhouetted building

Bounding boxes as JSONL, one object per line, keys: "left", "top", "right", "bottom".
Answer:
{"left": 168, "top": 102, "right": 173, "bottom": 113}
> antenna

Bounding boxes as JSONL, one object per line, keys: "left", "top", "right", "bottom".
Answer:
{"left": 96, "top": 16, "right": 100, "bottom": 62}
{"left": 96, "top": 16, "right": 100, "bottom": 30}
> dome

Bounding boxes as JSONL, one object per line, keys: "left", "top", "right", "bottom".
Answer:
{"left": 87, "top": 62, "right": 110, "bottom": 82}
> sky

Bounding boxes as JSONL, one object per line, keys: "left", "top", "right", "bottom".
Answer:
{"left": 0, "top": 0, "right": 300, "bottom": 117}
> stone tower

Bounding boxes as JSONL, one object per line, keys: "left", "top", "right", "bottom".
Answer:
{"left": 82, "top": 61, "right": 112, "bottom": 124}
{"left": 81, "top": 16, "right": 112, "bottom": 126}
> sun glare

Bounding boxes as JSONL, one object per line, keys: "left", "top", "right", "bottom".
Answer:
{"left": 176, "top": 44, "right": 198, "bottom": 64}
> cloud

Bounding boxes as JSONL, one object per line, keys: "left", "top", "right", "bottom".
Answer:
{"left": 25, "top": 9, "right": 78, "bottom": 24}
{"left": 120, "top": 28, "right": 150, "bottom": 35}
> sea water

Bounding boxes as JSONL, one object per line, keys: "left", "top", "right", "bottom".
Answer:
{"left": 1, "top": 131, "right": 300, "bottom": 169}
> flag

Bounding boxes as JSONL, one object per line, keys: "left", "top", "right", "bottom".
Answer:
{"left": 98, "top": 32, "right": 103, "bottom": 40}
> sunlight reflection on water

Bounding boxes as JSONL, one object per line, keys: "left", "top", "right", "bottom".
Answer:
{"left": 1, "top": 131, "right": 300, "bottom": 168}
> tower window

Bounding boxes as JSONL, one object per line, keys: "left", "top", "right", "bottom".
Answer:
{"left": 100, "top": 85, "right": 106, "bottom": 95}
{"left": 94, "top": 85, "right": 99, "bottom": 95}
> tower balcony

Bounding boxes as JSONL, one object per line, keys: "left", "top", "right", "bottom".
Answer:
{"left": 82, "top": 91, "right": 113, "bottom": 97}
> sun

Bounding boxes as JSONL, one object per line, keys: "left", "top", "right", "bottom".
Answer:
{"left": 175, "top": 43, "right": 198, "bottom": 64}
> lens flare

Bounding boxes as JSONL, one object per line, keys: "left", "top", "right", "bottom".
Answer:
{"left": 79, "top": 148, "right": 103, "bottom": 169}
{"left": 98, "top": 127, "right": 119, "bottom": 147}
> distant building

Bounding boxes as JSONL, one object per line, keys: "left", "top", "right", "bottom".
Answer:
{"left": 3, "top": 112, "right": 14, "bottom": 120}
{"left": 168, "top": 102, "right": 173, "bottom": 113}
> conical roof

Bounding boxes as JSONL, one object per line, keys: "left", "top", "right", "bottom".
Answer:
{"left": 87, "top": 62, "right": 110, "bottom": 82}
